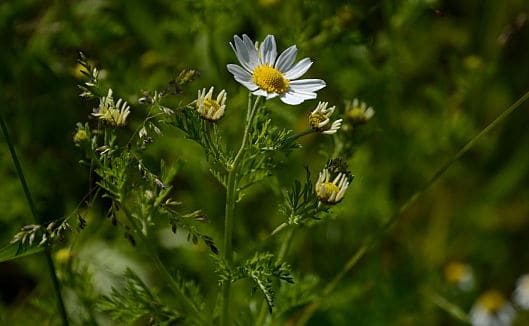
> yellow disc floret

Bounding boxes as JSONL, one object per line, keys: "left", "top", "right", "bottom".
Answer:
{"left": 252, "top": 65, "right": 289, "bottom": 94}
{"left": 316, "top": 182, "right": 340, "bottom": 202}
{"left": 478, "top": 290, "right": 506, "bottom": 313}
{"left": 309, "top": 112, "right": 330, "bottom": 132}
{"left": 203, "top": 99, "right": 220, "bottom": 112}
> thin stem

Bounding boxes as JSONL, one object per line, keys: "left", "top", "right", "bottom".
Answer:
{"left": 120, "top": 206, "right": 205, "bottom": 324}
{"left": 0, "top": 112, "right": 69, "bottom": 326}
{"left": 285, "top": 128, "right": 314, "bottom": 145}
{"left": 221, "top": 95, "right": 261, "bottom": 326}
{"left": 294, "top": 88, "right": 529, "bottom": 325}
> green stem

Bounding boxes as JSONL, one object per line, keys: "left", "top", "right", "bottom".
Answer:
{"left": 120, "top": 206, "right": 205, "bottom": 324}
{"left": 285, "top": 128, "right": 314, "bottom": 144}
{"left": 294, "top": 88, "right": 529, "bottom": 325}
{"left": 220, "top": 95, "right": 261, "bottom": 326}
{"left": 0, "top": 112, "right": 69, "bottom": 326}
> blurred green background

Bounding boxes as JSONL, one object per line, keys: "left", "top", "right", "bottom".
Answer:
{"left": 1, "top": 0, "right": 529, "bottom": 324}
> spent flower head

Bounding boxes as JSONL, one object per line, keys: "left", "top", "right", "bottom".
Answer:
{"left": 309, "top": 101, "right": 343, "bottom": 134}
{"left": 315, "top": 159, "right": 353, "bottom": 205}
{"left": 92, "top": 89, "right": 131, "bottom": 127}
{"left": 513, "top": 274, "right": 529, "bottom": 309}
{"left": 227, "top": 34, "right": 326, "bottom": 105}
{"left": 195, "top": 87, "right": 227, "bottom": 121}
{"left": 344, "top": 98, "right": 375, "bottom": 127}
{"left": 469, "top": 290, "right": 515, "bottom": 326}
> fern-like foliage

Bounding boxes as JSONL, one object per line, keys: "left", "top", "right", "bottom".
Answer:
{"left": 165, "top": 107, "right": 229, "bottom": 186}
{"left": 280, "top": 167, "right": 330, "bottom": 225}
{"left": 99, "top": 268, "right": 183, "bottom": 325}
{"left": 215, "top": 252, "right": 294, "bottom": 312}
{"left": 237, "top": 108, "right": 300, "bottom": 191}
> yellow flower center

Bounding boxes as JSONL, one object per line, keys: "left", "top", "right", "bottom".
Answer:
{"left": 444, "top": 262, "right": 468, "bottom": 283}
{"left": 309, "top": 112, "right": 330, "bottom": 131}
{"left": 478, "top": 291, "right": 505, "bottom": 313}
{"left": 203, "top": 99, "right": 220, "bottom": 112}
{"left": 346, "top": 107, "right": 368, "bottom": 124}
{"left": 252, "top": 65, "right": 289, "bottom": 94}
{"left": 317, "top": 182, "right": 340, "bottom": 201}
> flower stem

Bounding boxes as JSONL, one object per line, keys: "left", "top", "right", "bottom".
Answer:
{"left": 0, "top": 112, "right": 69, "bottom": 326}
{"left": 220, "top": 95, "right": 261, "bottom": 326}
{"left": 294, "top": 88, "right": 529, "bottom": 325}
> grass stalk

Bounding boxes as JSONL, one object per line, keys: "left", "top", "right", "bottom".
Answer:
{"left": 0, "top": 112, "right": 69, "bottom": 326}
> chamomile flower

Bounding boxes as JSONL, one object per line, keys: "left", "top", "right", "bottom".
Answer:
{"left": 344, "top": 98, "right": 375, "bottom": 126}
{"left": 92, "top": 89, "right": 130, "bottom": 127}
{"left": 195, "top": 87, "right": 227, "bottom": 121}
{"left": 315, "top": 159, "right": 352, "bottom": 204}
{"left": 227, "top": 34, "right": 326, "bottom": 105}
{"left": 513, "top": 274, "right": 529, "bottom": 309}
{"left": 309, "top": 101, "right": 343, "bottom": 134}
{"left": 469, "top": 290, "right": 515, "bottom": 326}
{"left": 444, "top": 261, "right": 475, "bottom": 291}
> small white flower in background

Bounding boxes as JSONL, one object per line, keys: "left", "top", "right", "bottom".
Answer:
{"left": 344, "top": 98, "right": 375, "bottom": 126}
{"left": 195, "top": 87, "right": 227, "bottom": 121}
{"left": 444, "top": 261, "right": 474, "bottom": 291}
{"left": 513, "top": 274, "right": 529, "bottom": 309}
{"left": 92, "top": 89, "right": 131, "bottom": 127}
{"left": 227, "top": 34, "right": 326, "bottom": 105}
{"left": 315, "top": 167, "right": 350, "bottom": 204}
{"left": 309, "top": 101, "right": 343, "bottom": 134}
{"left": 469, "top": 290, "right": 515, "bottom": 326}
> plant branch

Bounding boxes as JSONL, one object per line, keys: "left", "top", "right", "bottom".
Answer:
{"left": 221, "top": 95, "right": 262, "bottom": 326}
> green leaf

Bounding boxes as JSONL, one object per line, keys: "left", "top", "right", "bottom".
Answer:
{"left": 0, "top": 241, "right": 45, "bottom": 263}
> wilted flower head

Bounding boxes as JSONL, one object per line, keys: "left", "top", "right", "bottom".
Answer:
{"left": 513, "top": 274, "right": 529, "bottom": 309}
{"left": 444, "top": 261, "right": 474, "bottom": 291}
{"left": 344, "top": 98, "right": 375, "bottom": 126}
{"left": 195, "top": 87, "right": 227, "bottom": 121}
{"left": 469, "top": 290, "right": 515, "bottom": 326}
{"left": 227, "top": 34, "right": 326, "bottom": 105}
{"left": 315, "top": 158, "right": 353, "bottom": 204}
{"left": 309, "top": 101, "right": 343, "bottom": 134}
{"left": 92, "top": 89, "right": 131, "bottom": 127}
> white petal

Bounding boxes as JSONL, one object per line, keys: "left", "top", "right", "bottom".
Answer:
{"left": 231, "top": 35, "right": 253, "bottom": 72}
{"left": 289, "top": 79, "right": 326, "bottom": 92}
{"left": 289, "top": 89, "right": 318, "bottom": 101}
{"left": 284, "top": 58, "right": 313, "bottom": 80}
{"left": 242, "top": 34, "right": 259, "bottom": 70}
{"left": 266, "top": 92, "right": 278, "bottom": 99}
{"left": 260, "top": 35, "right": 277, "bottom": 65}
{"left": 227, "top": 64, "right": 258, "bottom": 91}
{"left": 252, "top": 89, "right": 268, "bottom": 97}
{"left": 280, "top": 91, "right": 307, "bottom": 105}
{"left": 275, "top": 45, "right": 297, "bottom": 72}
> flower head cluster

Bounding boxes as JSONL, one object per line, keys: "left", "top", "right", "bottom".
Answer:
{"left": 92, "top": 89, "right": 130, "bottom": 127}
{"left": 469, "top": 290, "right": 515, "bottom": 326}
{"left": 444, "top": 261, "right": 474, "bottom": 291}
{"left": 344, "top": 98, "right": 375, "bottom": 126}
{"left": 315, "top": 158, "right": 353, "bottom": 204}
{"left": 195, "top": 87, "right": 227, "bottom": 121}
{"left": 227, "top": 34, "right": 326, "bottom": 105}
{"left": 513, "top": 274, "right": 529, "bottom": 309}
{"left": 309, "top": 101, "right": 342, "bottom": 134}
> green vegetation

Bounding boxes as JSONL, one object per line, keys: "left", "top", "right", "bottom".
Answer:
{"left": 1, "top": 1, "right": 529, "bottom": 325}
